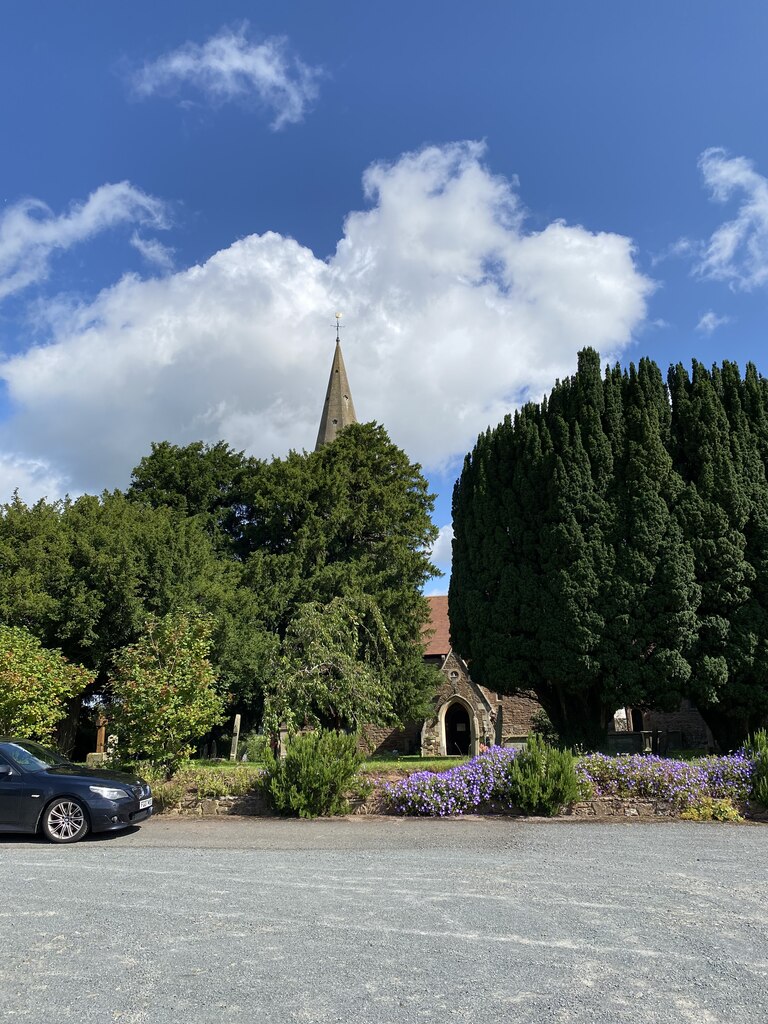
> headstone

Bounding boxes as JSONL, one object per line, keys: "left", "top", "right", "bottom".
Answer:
{"left": 278, "top": 722, "right": 289, "bottom": 759}
{"left": 606, "top": 731, "right": 644, "bottom": 754}
{"left": 229, "top": 714, "right": 242, "bottom": 762}
{"left": 211, "top": 740, "right": 218, "bottom": 760}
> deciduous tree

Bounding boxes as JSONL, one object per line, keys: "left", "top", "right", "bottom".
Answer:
{"left": 0, "top": 625, "right": 92, "bottom": 742}
{"left": 109, "top": 612, "right": 226, "bottom": 772}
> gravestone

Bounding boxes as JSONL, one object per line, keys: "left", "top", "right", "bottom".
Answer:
{"left": 229, "top": 714, "right": 242, "bottom": 762}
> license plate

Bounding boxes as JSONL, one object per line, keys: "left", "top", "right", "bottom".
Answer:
{"left": 139, "top": 798, "right": 152, "bottom": 810}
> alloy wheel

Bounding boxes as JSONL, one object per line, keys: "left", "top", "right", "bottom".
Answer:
{"left": 43, "top": 800, "right": 88, "bottom": 843}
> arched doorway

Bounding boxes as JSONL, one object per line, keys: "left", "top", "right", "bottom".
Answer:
{"left": 444, "top": 701, "right": 471, "bottom": 755}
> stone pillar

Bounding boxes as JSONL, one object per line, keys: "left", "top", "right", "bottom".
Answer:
{"left": 229, "top": 714, "right": 242, "bottom": 762}
{"left": 278, "top": 722, "right": 290, "bottom": 759}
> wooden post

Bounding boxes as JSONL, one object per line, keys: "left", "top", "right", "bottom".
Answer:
{"left": 229, "top": 714, "right": 242, "bottom": 762}
{"left": 96, "top": 715, "right": 107, "bottom": 754}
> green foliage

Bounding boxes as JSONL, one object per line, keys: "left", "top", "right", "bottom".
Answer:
{"left": 128, "top": 440, "right": 256, "bottom": 554}
{"left": 262, "top": 729, "right": 366, "bottom": 818}
{"left": 243, "top": 731, "right": 268, "bottom": 763}
{"left": 0, "top": 490, "right": 272, "bottom": 739}
{"left": 0, "top": 491, "right": 239, "bottom": 671}
{"left": 140, "top": 771, "right": 188, "bottom": 812}
{"left": 502, "top": 734, "right": 584, "bottom": 816}
{"left": 241, "top": 423, "right": 441, "bottom": 725}
{"left": 680, "top": 798, "right": 743, "bottom": 822}
{"left": 745, "top": 729, "right": 768, "bottom": 806}
{"left": 126, "top": 423, "right": 441, "bottom": 729}
{"left": 451, "top": 347, "right": 768, "bottom": 750}
{"left": 529, "top": 709, "right": 559, "bottom": 745}
{"left": 262, "top": 593, "right": 412, "bottom": 734}
{"left": 667, "top": 361, "right": 768, "bottom": 750}
{"left": 0, "top": 625, "right": 93, "bottom": 741}
{"left": 109, "top": 612, "right": 227, "bottom": 773}
{"left": 186, "top": 764, "right": 262, "bottom": 799}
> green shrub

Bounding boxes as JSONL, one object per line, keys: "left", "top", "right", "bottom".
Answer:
{"left": 244, "top": 731, "right": 268, "bottom": 763}
{"left": 502, "top": 734, "right": 583, "bottom": 816}
{"left": 680, "top": 797, "right": 743, "bottom": 822}
{"left": 529, "top": 711, "right": 559, "bottom": 746}
{"left": 135, "top": 766, "right": 188, "bottom": 811}
{"left": 190, "top": 764, "right": 262, "bottom": 799}
{"left": 133, "top": 761, "right": 263, "bottom": 809}
{"left": 262, "top": 729, "right": 365, "bottom": 818}
{"left": 745, "top": 729, "right": 768, "bottom": 807}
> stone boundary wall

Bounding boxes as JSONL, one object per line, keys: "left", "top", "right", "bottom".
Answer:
{"left": 565, "top": 797, "right": 677, "bottom": 818}
{"left": 155, "top": 787, "right": 767, "bottom": 821}
{"left": 159, "top": 790, "right": 270, "bottom": 817}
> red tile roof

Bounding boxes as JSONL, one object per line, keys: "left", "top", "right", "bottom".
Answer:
{"left": 423, "top": 595, "right": 450, "bottom": 656}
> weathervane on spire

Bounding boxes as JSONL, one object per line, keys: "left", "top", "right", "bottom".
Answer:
{"left": 333, "top": 311, "right": 343, "bottom": 342}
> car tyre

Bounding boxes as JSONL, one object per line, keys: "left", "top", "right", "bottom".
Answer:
{"left": 41, "top": 798, "right": 90, "bottom": 844}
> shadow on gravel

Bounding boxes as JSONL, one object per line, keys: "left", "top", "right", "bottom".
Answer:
{"left": 0, "top": 825, "right": 144, "bottom": 846}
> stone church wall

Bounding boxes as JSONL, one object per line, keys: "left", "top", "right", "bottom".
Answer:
{"left": 358, "top": 722, "right": 422, "bottom": 756}
{"left": 497, "top": 692, "right": 542, "bottom": 743}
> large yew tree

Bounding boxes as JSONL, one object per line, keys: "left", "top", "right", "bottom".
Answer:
{"left": 451, "top": 348, "right": 768, "bottom": 750}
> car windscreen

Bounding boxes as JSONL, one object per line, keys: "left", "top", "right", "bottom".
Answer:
{"left": 2, "top": 741, "right": 72, "bottom": 771}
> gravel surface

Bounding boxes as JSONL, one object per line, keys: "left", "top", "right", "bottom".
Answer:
{"left": 1, "top": 816, "right": 767, "bottom": 1023}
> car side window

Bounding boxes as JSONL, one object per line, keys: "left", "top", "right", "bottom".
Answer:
{"left": 4, "top": 748, "right": 38, "bottom": 772}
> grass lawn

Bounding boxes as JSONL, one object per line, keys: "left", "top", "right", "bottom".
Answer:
{"left": 191, "top": 754, "right": 471, "bottom": 776}
{"left": 361, "top": 754, "right": 469, "bottom": 775}
{"left": 193, "top": 758, "right": 261, "bottom": 769}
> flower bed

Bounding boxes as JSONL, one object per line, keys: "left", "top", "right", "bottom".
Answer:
{"left": 576, "top": 752, "right": 753, "bottom": 810}
{"left": 384, "top": 747, "right": 756, "bottom": 817}
{"left": 384, "top": 746, "right": 536, "bottom": 816}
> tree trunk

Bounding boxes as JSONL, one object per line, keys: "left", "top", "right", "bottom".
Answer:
{"left": 54, "top": 696, "right": 83, "bottom": 756}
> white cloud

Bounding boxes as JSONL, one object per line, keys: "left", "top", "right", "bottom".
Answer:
{"left": 696, "top": 310, "right": 731, "bottom": 334}
{"left": 694, "top": 147, "right": 768, "bottom": 289}
{"left": 131, "top": 26, "right": 321, "bottom": 130}
{"left": 651, "top": 237, "right": 695, "bottom": 267}
{"left": 130, "top": 232, "right": 174, "bottom": 271}
{"left": 0, "top": 183, "right": 167, "bottom": 303}
{"left": 0, "top": 141, "right": 653, "bottom": 500}
{"left": 0, "top": 453, "right": 69, "bottom": 506}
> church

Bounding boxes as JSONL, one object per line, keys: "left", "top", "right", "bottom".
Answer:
{"left": 314, "top": 320, "right": 716, "bottom": 756}
{"left": 314, "top": 320, "right": 539, "bottom": 757}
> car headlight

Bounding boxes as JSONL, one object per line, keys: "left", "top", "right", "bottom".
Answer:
{"left": 89, "top": 785, "right": 129, "bottom": 801}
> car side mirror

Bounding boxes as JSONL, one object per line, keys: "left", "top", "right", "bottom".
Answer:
{"left": 0, "top": 764, "right": 11, "bottom": 777}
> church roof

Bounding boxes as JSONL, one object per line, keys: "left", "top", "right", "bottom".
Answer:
{"left": 315, "top": 339, "right": 357, "bottom": 449}
{"left": 423, "top": 595, "right": 451, "bottom": 656}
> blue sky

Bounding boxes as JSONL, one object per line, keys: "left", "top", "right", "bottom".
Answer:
{"left": 2, "top": 2, "right": 768, "bottom": 589}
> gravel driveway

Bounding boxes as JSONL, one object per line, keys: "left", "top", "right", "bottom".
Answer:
{"left": 1, "top": 816, "right": 766, "bottom": 1023}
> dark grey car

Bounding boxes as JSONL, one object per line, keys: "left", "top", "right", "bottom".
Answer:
{"left": 0, "top": 738, "right": 152, "bottom": 843}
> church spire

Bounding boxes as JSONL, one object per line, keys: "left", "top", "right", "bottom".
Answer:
{"left": 315, "top": 313, "right": 358, "bottom": 450}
